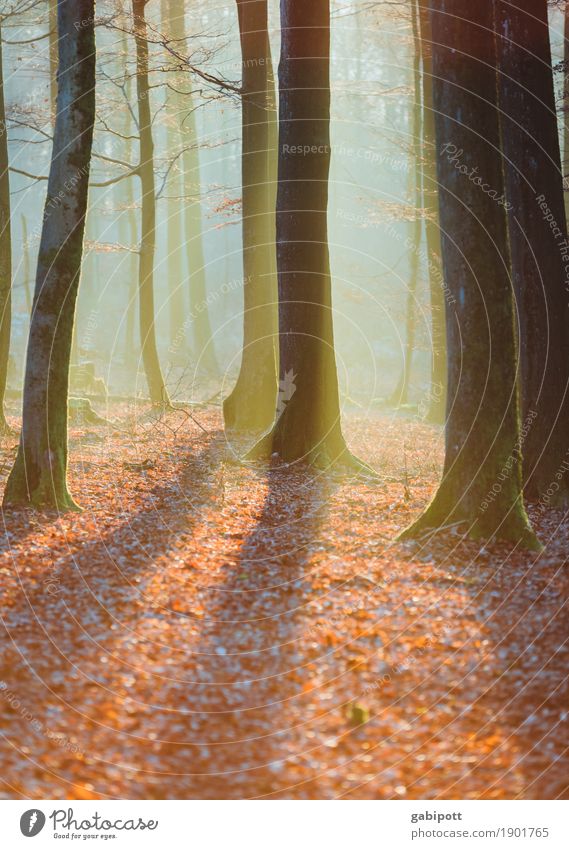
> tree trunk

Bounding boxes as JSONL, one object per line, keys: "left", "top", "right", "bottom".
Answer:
{"left": 133, "top": 0, "right": 170, "bottom": 406}
{"left": 223, "top": 0, "right": 279, "bottom": 433}
{"left": 117, "top": 19, "right": 138, "bottom": 370}
{"left": 563, "top": 0, "right": 569, "bottom": 220}
{"left": 250, "top": 0, "right": 353, "bottom": 468}
{"left": 418, "top": 0, "right": 446, "bottom": 423}
{"left": 167, "top": 4, "right": 219, "bottom": 377}
{"left": 21, "top": 215, "right": 32, "bottom": 314}
{"left": 0, "top": 26, "right": 12, "bottom": 432}
{"left": 48, "top": 0, "right": 58, "bottom": 124}
{"left": 400, "top": 0, "right": 537, "bottom": 546}
{"left": 161, "top": 0, "right": 186, "bottom": 356}
{"left": 4, "top": 0, "right": 96, "bottom": 510}
{"left": 496, "top": 0, "right": 569, "bottom": 506}
{"left": 391, "top": 0, "right": 421, "bottom": 409}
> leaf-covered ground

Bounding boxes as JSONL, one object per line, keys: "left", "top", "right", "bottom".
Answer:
{"left": 0, "top": 404, "right": 567, "bottom": 799}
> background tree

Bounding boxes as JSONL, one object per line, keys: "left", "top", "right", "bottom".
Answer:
{"left": 418, "top": 0, "right": 446, "bottom": 423}
{"left": 401, "top": 0, "right": 537, "bottom": 545}
{"left": 223, "top": 0, "right": 278, "bottom": 433}
{"left": 4, "top": 0, "right": 96, "bottom": 509}
{"left": 0, "top": 22, "right": 13, "bottom": 433}
{"left": 132, "top": 0, "right": 170, "bottom": 406}
{"left": 496, "top": 0, "right": 569, "bottom": 506}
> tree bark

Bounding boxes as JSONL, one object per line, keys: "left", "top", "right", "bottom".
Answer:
{"left": 496, "top": 0, "right": 569, "bottom": 506}
{"left": 4, "top": 0, "right": 96, "bottom": 510}
{"left": 133, "top": 0, "right": 170, "bottom": 406}
{"left": 418, "top": 0, "right": 446, "bottom": 423}
{"left": 400, "top": 0, "right": 538, "bottom": 545}
{"left": 0, "top": 26, "right": 13, "bottom": 433}
{"left": 223, "top": 0, "right": 279, "bottom": 433}
{"left": 250, "top": 0, "right": 354, "bottom": 468}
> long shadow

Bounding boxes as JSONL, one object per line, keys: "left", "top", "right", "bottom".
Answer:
{"left": 148, "top": 463, "right": 335, "bottom": 799}
{"left": 0, "top": 430, "right": 226, "bottom": 798}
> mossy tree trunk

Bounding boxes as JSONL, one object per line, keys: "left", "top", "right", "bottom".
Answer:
{"left": 223, "top": 0, "right": 278, "bottom": 433}
{"left": 250, "top": 0, "right": 352, "bottom": 468}
{"left": 496, "top": 0, "right": 569, "bottom": 507}
{"left": 400, "top": 0, "right": 538, "bottom": 546}
{"left": 133, "top": 0, "right": 170, "bottom": 406}
{"left": 3, "top": 0, "right": 96, "bottom": 510}
{"left": 418, "top": 0, "right": 446, "bottom": 424}
{"left": 0, "top": 27, "right": 13, "bottom": 433}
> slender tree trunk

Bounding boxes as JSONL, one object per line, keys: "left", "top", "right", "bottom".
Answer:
{"left": 250, "top": 0, "right": 355, "bottom": 468}
{"left": 418, "top": 0, "right": 446, "bottom": 424}
{"left": 161, "top": 0, "right": 186, "bottom": 355}
{"left": 223, "top": 0, "right": 278, "bottom": 433}
{"left": 133, "top": 0, "right": 170, "bottom": 406}
{"left": 496, "top": 0, "right": 569, "bottom": 506}
{"left": 400, "top": 0, "right": 537, "bottom": 546}
{"left": 4, "top": 0, "right": 96, "bottom": 510}
{"left": 117, "top": 19, "right": 138, "bottom": 370}
{"left": 167, "top": 4, "right": 219, "bottom": 377}
{"left": 21, "top": 215, "right": 32, "bottom": 314}
{"left": 48, "top": 0, "right": 58, "bottom": 124}
{"left": 391, "top": 0, "right": 421, "bottom": 408}
{"left": 0, "top": 27, "right": 12, "bottom": 432}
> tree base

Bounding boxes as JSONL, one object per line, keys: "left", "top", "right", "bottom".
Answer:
{"left": 398, "top": 495, "right": 541, "bottom": 550}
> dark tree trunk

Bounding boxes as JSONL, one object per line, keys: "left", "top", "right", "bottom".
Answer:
{"left": 223, "top": 0, "right": 279, "bottom": 434}
{"left": 400, "top": 0, "right": 537, "bottom": 545}
{"left": 133, "top": 0, "right": 170, "bottom": 406}
{"left": 4, "top": 0, "right": 96, "bottom": 510}
{"left": 418, "top": 0, "right": 446, "bottom": 423}
{"left": 564, "top": 0, "right": 569, "bottom": 223}
{"left": 496, "top": 0, "right": 569, "bottom": 506}
{"left": 250, "top": 0, "right": 354, "bottom": 468}
{"left": 0, "top": 27, "right": 12, "bottom": 433}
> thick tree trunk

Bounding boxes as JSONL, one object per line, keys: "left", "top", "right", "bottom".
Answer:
{"left": 166, "top": 4, "right": 219, "bottom": 377}
{"left": 418, "top": 0, "right": 446, "bottom": 424}
{"left": 563, "top": 0, "right": 569, "bottom": 221}
{"left": 4, "top": 0, "right": 96, "bottom": 510}
{"left": 223, "top": 0, "right": 278, "bottom": 433}
{"left": 250, "top": 0, "right": 353, "bottom": 468}
{"left": 400, "top": 0, "right": 537, "bottom": 545}
{"left": 496, "top": 0, "right": 569, "bottom": 506}
{"left": 133, "top": 0, "right": 170, "bottom": 406}
{"left": 0, "top": 28, "right": 12, "bottom": 432}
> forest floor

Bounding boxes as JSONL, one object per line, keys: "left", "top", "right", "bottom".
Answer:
{"left": 0, "top": 402, "right": 567, "bottom": 800}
